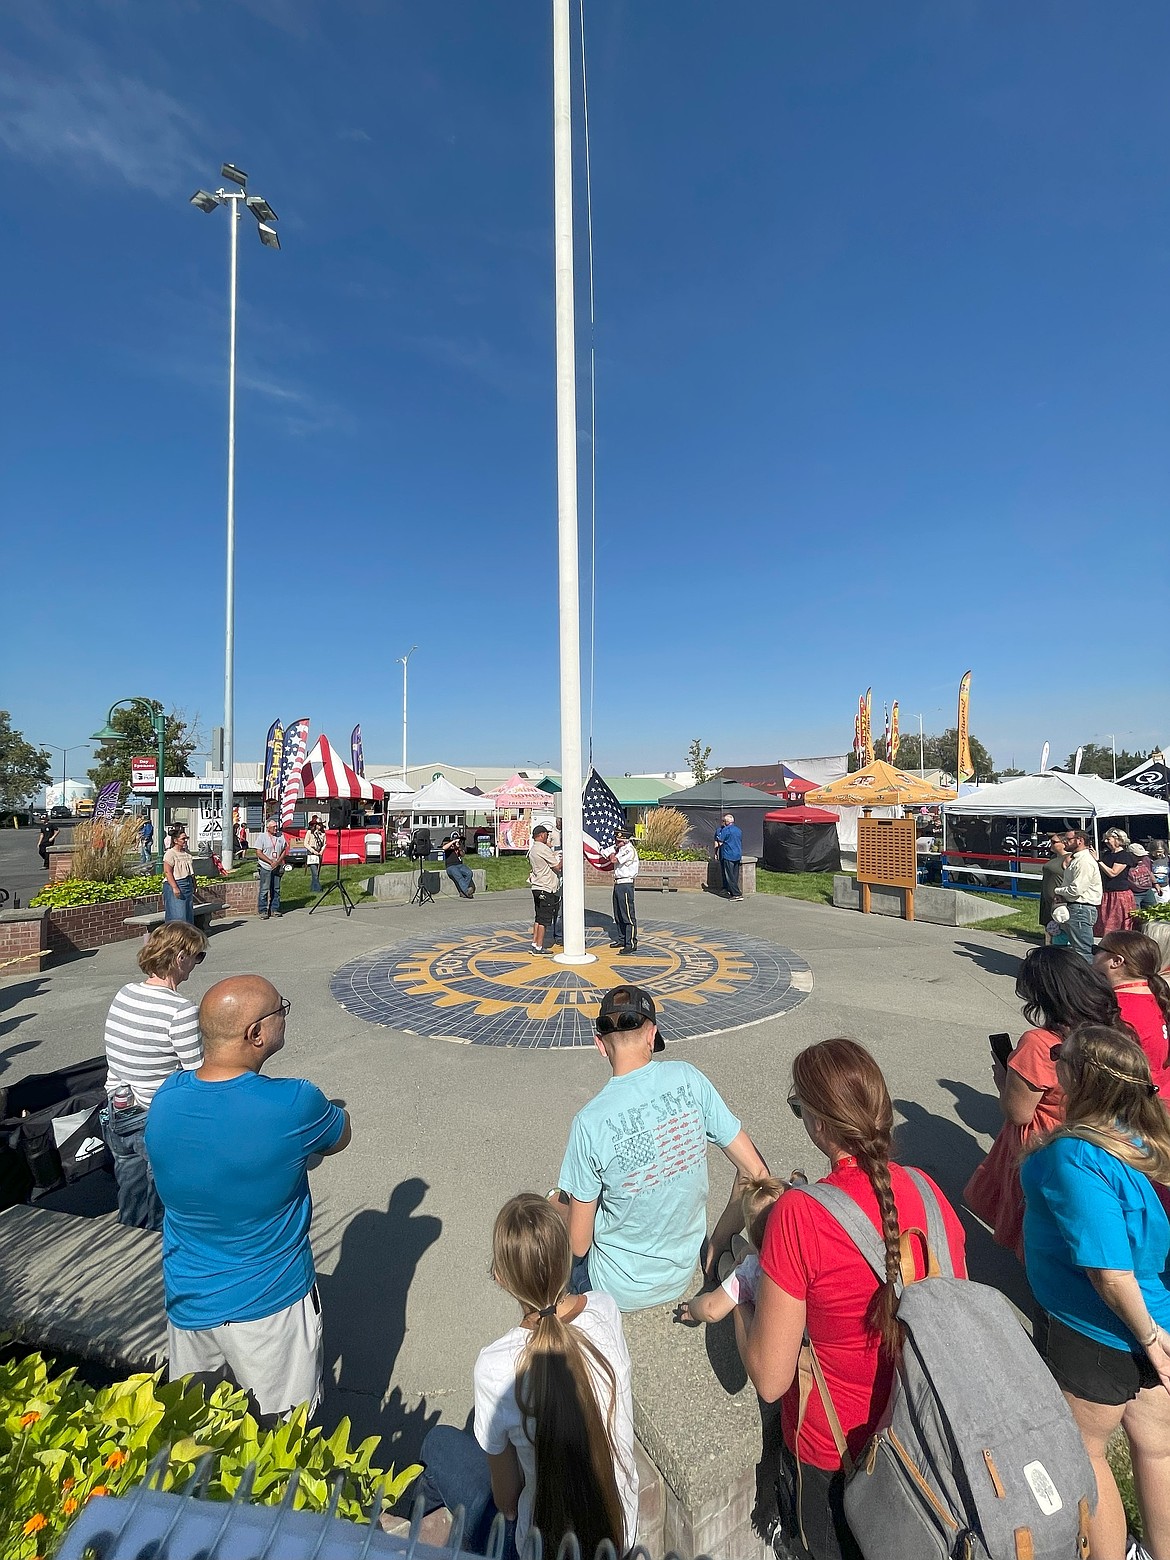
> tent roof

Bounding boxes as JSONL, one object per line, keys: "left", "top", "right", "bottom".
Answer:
{"left": 670, "top": 778, "right": 780, "bottom": 806}
{"left": 408, "top": 776, "right": 496, "bottom": 812}
{"left": 488, "top": 775, "right": 550, "bottom": 808}
{"left": 765, "top": 806, "right": 841, "bottom": 825}
{"left": 301, "top": 736, "right": 385, "bottom": 800}
{"left": 535, "top": 774, "right": 681, "bottom": 805}
{"left": 807, "top": 761, "right": 955, "bottom": 807}
{"left": 944, "top": 772, "right": 1170, "bottom": 819}
{"left": 723, "top": 765, "right": 817, "bottom": 796}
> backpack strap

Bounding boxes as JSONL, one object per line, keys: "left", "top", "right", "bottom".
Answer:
{"left": 793, "top": 1182, "right": 897, "bottom": 1290}
{"left": 903, "top": 1168, "right": 955, "bottom": 1278}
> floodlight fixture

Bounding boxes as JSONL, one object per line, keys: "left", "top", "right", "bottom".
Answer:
{"left": 257, "top": 222, "right": 281, "bottom": 250}
{"left": 190, "top": 189, "right": 220, "bottom": 213}
{"left": 220, "top": 162, "right": 248, "bottom": 187}
{"left": 246, "top": 194, "right": 278, "bottom": 223}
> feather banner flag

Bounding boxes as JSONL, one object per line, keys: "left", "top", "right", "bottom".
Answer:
{"left": 280, "top": 719, "right": 311, "bottom": 828}
{"left": 351, "top": 724, "right": 365, "bottom": 777}
{"left": 93, "top": 782, "right": 121, "bottom": 821}
{"left": 890, "top": 702, "right": 900, "bottom": 767}
{"left": 957, "top": 671, "right": 974, "bottom": 783}
{"left": 264, "top": 721, "right": 284, "bottom": 802}
{"left": 853, "top": 712, "right": 862, "bottom": 761}
{"left": 860, "top": 688, "right": 874, "bottom": 766}
{"left": 1040, "top": 741, "right": 1050, "bottom": 774}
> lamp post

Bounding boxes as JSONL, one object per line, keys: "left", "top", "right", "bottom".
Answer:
{"left": 91, "top": 700, "right": 166, "bottom": 873}
{"left": 38, "top": 742, "right": 91, "bottom": 814}
{"left": 190, "top": 162, "right": 281, "bottom": 869}
{"left": 398, "top": 646, "right": 417, "bottom": 782}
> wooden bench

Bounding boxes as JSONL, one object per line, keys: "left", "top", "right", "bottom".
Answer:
{"left": 635, "top": 861, "right": 683, "bottom": 892}
{"left": 123, "top": 901, "right": 219, "bottom": 938}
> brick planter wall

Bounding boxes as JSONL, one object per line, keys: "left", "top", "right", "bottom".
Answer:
{"left": 42, "top": 882, "right": 254, "bottom": 958}
{"left": 0, "top": 908, "right": 49, "bottom": 971}
{"left": 584, "top": 858, "right": 757, "bottom": 894}
{"left": 47, "top": 846, "right": 75, "bottom": 882}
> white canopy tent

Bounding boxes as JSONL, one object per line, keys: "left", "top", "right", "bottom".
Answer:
{"left": 944, "top": 771, "right": 1169, "bottom": 848}
{"left": 407, "top": 776, "right": 497, "bottom": 818}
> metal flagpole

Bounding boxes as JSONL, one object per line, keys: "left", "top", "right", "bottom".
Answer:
{"left": 221, "top": 193, "right": 240, "bottom": 869}
{"left": 551, "top": 0, "right": 593, "bottom": 965}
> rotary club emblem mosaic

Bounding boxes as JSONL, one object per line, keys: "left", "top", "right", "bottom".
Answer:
{"left": 331, "top": 920, "right": 812, "bottom": 1048}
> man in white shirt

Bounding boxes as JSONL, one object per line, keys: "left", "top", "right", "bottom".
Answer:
{"left": 256, "top": 818, "right": 289, "bottom": 919}
{"left": 606, "top": 825, "right": 640, "bottom": 954}
{"left": 1055, "top": 827, "right": 1103, "bottom": 962}
{"left": 526, "top": 825, "right": 561, "bottom": 955}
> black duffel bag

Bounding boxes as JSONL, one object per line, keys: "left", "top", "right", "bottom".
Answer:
{"left": 0, "top": 1055, "right": 113, "bottom": 1210}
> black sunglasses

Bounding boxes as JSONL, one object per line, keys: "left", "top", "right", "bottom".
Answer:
{"left": 597, "top": 1011, "right": 647, "bottom": 1037}
{"left": 787, "top": 1092, "right": 803, "bottom": 1119}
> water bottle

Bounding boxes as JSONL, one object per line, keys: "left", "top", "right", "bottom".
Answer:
{"left": 111, "top": 1085, "right": 136, "bottom": 1113}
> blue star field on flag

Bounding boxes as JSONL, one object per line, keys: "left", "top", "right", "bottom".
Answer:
{"left": 582, "top": 768, "right": 624, "bottom": 870}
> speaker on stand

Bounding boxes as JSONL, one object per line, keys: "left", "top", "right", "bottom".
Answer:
{"left": 409, "top": 828, "right": 436, "bottom": 907}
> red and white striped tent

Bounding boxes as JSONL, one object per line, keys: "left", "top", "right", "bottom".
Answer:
{"left": 301, "top": 735, "right": 385, "bottom": 800}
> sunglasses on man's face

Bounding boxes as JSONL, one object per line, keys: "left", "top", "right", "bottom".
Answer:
{"left": 596, "top": 1011, "right": 647, "bottom": 1037}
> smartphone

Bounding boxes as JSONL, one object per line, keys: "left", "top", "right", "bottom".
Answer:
{"left": 989, "top": 1032, "right": 1013, "bottom": 1069}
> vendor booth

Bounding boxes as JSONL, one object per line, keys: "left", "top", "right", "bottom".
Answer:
{"left": 942, "top": 771, "right": 1170, "bottom": 896}
{"left": 663, "top": 778, "right": 780, "bottom": 857}
{"left": 298, "top": 736, "right": 387, "bottom": 864}
{"left": 763, "top": 807, "right": 842, "bottom": 873}
{"left": 805, "top": 761, "right": 955, "bottom": 852}
{"left": 488, "top": 775, "right": 551, "bottom": 852}
{"left": 407, "top": 777, "right": 496, "bottom": 851}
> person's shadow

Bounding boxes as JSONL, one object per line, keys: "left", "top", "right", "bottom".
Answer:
{"left": 318, "top": 1178, "right": 442, "bottom": 1463}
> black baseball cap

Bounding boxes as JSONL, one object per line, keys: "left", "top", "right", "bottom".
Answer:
{"left": 597, "top": 984, "right": 665, "bottom": 1052}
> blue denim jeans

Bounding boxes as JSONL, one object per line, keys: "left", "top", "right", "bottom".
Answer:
{"left": 101, "top": 1102, "right": 163, "bottom": 1231}
{"left": 418, "top": 1425, "right": 516, "bottom": 1557}
{"left": 163, "top": 877, "right": 195, "bottom": 922}
{"left": 721, "top": 857, "right": 742, "bottom": 898}
{"left": 567, "top": 1250, "right": 591, "bottom": 1296}
{"left": 1065, "top": 902, "right": 1096, "bottom": 962}
{"left": 309, "top": 862, "right": 322, "bottom": 893}
{"left": 258, "top": 866, "right": 283, "bottom": 915}
{"left": 447, "top": 862, "right": 474, "bottom": 896}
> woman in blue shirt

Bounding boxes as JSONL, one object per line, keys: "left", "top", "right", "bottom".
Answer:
{"left": 1022, "top": 1023, "right": 1170, "bottom": 1560}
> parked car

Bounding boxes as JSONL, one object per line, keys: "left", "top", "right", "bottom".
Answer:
{"left": 49, "top": 805, "right": 72, "bottom": 819}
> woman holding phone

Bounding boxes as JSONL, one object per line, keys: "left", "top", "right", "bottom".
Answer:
{"left": 965, "top": 945, "right": 1122, "bottom": 1259}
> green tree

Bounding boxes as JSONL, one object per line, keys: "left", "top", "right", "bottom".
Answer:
{"left": 688, "top": 738, "right": 712, "bottom": 784}
{"left": 873, "top": 727, "right": 996, "bottom": 780}
{"left": 87, "top": 704, "right": 197, "bottom": 791}
{"left": 0, "top": 711, "right": 52, "bottom": 809}
{"left": 1063, "top": 742, "right": 1148, "bottom": 780}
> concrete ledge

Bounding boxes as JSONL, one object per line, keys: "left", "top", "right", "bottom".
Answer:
{"left": 623, "top": 1294, "right": 770, "bottom": 1560}
{"left": 832, "top": 875, "right": 1017, "bottom": 927}
{"left": 368, "top": 868, "right": 486, "bottom": 904}
{"left": 0, "top": 1205, "right": 166, "bottom": 1373}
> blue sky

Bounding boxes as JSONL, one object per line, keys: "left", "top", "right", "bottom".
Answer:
{"left": 3, "top": 0, "right": 1167, "bottom": 780}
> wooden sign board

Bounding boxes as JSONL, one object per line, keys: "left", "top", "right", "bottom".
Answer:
{"left": 856, "top": 815, "right": 918, "bottom": 920}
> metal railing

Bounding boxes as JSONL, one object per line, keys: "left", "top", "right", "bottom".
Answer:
{"left": 56, "top": 1448, "right": 706, "bottom": 1560}
{"left": 939, "top": 848, "right": 1044, "bottom": 900}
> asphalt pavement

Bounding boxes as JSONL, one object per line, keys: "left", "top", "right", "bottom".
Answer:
{"left": 0, "top": 885, "right": 1034, "bottom": 1472}
{"left": 0, "top": 823, "right": 60, "bottom": 908}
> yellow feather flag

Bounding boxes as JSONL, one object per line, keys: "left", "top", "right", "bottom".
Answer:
{"left": 957, "top": 671, "right": 973, "bottom": 782}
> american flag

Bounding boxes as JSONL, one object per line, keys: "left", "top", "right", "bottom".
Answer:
{"left": 279, "top": 718, "right": 311, "bottom": 828}
{"left": 582, "top": 768, "right": 624, "bottom": 871}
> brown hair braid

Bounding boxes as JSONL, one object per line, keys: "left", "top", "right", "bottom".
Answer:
{"left": 791, "top": 1038, "right": 903, "bottom": 1355}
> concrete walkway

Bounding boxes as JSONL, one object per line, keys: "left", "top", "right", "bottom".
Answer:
{"left": 0, "top": 887, "right": 1033, "bottom": 1473}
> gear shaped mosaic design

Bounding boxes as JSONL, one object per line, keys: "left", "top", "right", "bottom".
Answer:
{"left": 330, "top": 920, "right": 812, "bottom": 1048}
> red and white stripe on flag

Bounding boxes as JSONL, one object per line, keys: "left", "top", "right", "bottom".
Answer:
{"left": 582, "top": 769, "right": 624, "bottom": 871}
{"left": 280, "top": 718, "right": 311, "bottom": 826}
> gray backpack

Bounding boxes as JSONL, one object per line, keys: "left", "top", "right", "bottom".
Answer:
{"left": 794, "top": 1171, "right": 1094, "bottom": 1560}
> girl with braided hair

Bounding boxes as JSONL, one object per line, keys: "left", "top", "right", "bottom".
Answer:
{"left": 415, "top": 1193, "right": 637, "bottom": 1558}
{"left": 737, "top": 1039, "right": 967, "bottom": 1560}
{"left": 1023, "top": 1024, "right": 1170, "bottom": 1560}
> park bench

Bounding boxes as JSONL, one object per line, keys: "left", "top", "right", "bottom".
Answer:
{"left": 122, "top": 901, "right": 218, "bottom": 939}
{"left": 635, "top": 860, "right": 683, "bottom": 892}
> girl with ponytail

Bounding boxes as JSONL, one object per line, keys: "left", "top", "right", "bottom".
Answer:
{"left": 737, "top": 1039, "right": 968, "bottom": 1560}
{"left": 416, "top": 1193, "right": 637, "bottom": 1558}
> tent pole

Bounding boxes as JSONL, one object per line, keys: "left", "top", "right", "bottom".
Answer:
{"left": 551, "top": 0, "right": 593, "bottom": 965}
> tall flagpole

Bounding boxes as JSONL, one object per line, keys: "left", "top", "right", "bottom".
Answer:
{"left": 551, "top": 0, "right": 593, "bottom": 965}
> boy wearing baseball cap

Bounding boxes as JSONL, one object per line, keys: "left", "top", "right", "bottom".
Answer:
{"left": 553, "top": 984, "right": 767, "bottom": 1311}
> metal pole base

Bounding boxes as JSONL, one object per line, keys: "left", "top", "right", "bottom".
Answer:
{"left": 552, "top": 952, "right": 598, "bottom": 965}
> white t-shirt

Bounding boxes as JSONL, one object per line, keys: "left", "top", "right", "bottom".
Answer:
{"left": 720, "top": 1251, "right": 761, "bottom": 1307}
{"left": 612, "top": 841, "right": 639, "bottom": 884}
{"left": 473, "top": 1291, "right": 638, "bottom": 1553}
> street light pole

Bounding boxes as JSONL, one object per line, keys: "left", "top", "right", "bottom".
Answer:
{"left": 399, "top": 646, "right": 417, "bottom": 782}
{"left": 917, "top": 714, "right": 925, "bottom": 778}
{"left": 191, "top": 164, "right": 281, "bottom": 870}
{"left": 91, "top": 699, "right": 167, "bottom": 873}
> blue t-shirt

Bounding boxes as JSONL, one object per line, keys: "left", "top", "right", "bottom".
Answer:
{"left": 558, "top": 1058, "right": 741, "bottom": 1311}
{"left": 1021, "top": 1134, "right": 1170, "bottom": 1350}
{"left": 715, "top": 824, "right": 743, "bottom": 862}
{"left": 145, "top": 1069, "right": 345, "bottom": 1328}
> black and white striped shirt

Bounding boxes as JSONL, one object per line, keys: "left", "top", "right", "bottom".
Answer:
{"left": 103, "top": 982, "right": 203, "bottom": 1107}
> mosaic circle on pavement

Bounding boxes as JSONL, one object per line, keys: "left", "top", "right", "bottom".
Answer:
{"left": 330, "top": 920, "right": 812, "bottom": 1048}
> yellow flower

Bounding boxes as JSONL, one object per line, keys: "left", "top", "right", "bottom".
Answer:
{"left": 19, "top": 1411, "right": 41, "bottom": 1428}
{"left": 105, "top": 1450, "right": 128, "bottom": 1470}
{"left": 60, "top": 1478, "right": 75, "bottom": 1492}
{"left": 62, "top": 1497, "right": 79, "bottom": 1516}
{"left": 22, "top": 1514, "right": 47, "bottom": 1535}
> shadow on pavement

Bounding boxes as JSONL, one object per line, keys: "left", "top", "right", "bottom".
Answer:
{"left": 938, "top": 1076, "right": 1004, "bottom": 1139}
{"left": 952, "top": 940, "right": 1029, "bottom": 977}
{"left": 0, "top": 978, "right": 46, "bottom": 1015}
{"left": 318, "top": 1177, "right": 442, "bottom": 1463}
{"left": 0, "top": 1033, "right": 38, "bottom": 1067}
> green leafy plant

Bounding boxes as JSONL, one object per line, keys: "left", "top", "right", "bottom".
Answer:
{"left": 30, "top": 877, "right": 217, "bottom": 909}
{"left": 1134, "top": 901, "right": 1170, "bottom": 924}
{"left": 0, "top": 1353, "right": 420, "bottom": 1559}
{"left": 639, "top": 848, "right": 708, "bottom": 861}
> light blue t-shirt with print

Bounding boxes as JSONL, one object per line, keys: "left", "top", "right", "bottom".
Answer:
{"left": 558, "top": 1058, "right": 741, "bottom": 1311}
{"left": 1022, "top": 1133, "right": 1170, "bottom": 1350}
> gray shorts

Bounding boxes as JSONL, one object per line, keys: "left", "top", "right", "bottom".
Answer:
{"left": 168, "top": 1284, "right": 323, "bottom": 1420}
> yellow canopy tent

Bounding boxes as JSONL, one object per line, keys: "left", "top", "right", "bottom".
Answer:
{"left": 805, "top": 760, "right": 955, "bottom": 808}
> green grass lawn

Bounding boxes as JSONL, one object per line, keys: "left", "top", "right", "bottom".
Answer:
{"left": 755, "top": 868, "right": 1046, "bottom": 943}
{"left": 225, "top": 851, "right": 532, "bottom": 910}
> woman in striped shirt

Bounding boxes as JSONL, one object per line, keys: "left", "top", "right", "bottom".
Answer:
{"left": 102, "top": 921, "right": 207, "bottom": 1229}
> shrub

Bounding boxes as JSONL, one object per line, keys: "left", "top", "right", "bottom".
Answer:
{"left": 0, "top": 1352, "right": 421, "bottom": 1558}
{"left": 639, "top": 848, "right": 709, "bottom": 861}
{"left": 641, "top": 807, "right": 691, "bottom": 857}
{"left": 30, "top": 877, "right": 216, "bottom": 909}
{"left": 70, "top": 817, "right": 146, "bottom": 884}
{"left": 1135, "top": 901, "right": 1170, "bottom": 924}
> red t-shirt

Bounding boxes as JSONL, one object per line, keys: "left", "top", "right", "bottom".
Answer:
{"left": 1117, "top": 986, "right": 1170, "bottom": 1097}
{"left": 760, "top": 1163, "right": 968, "bottom": 1471}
